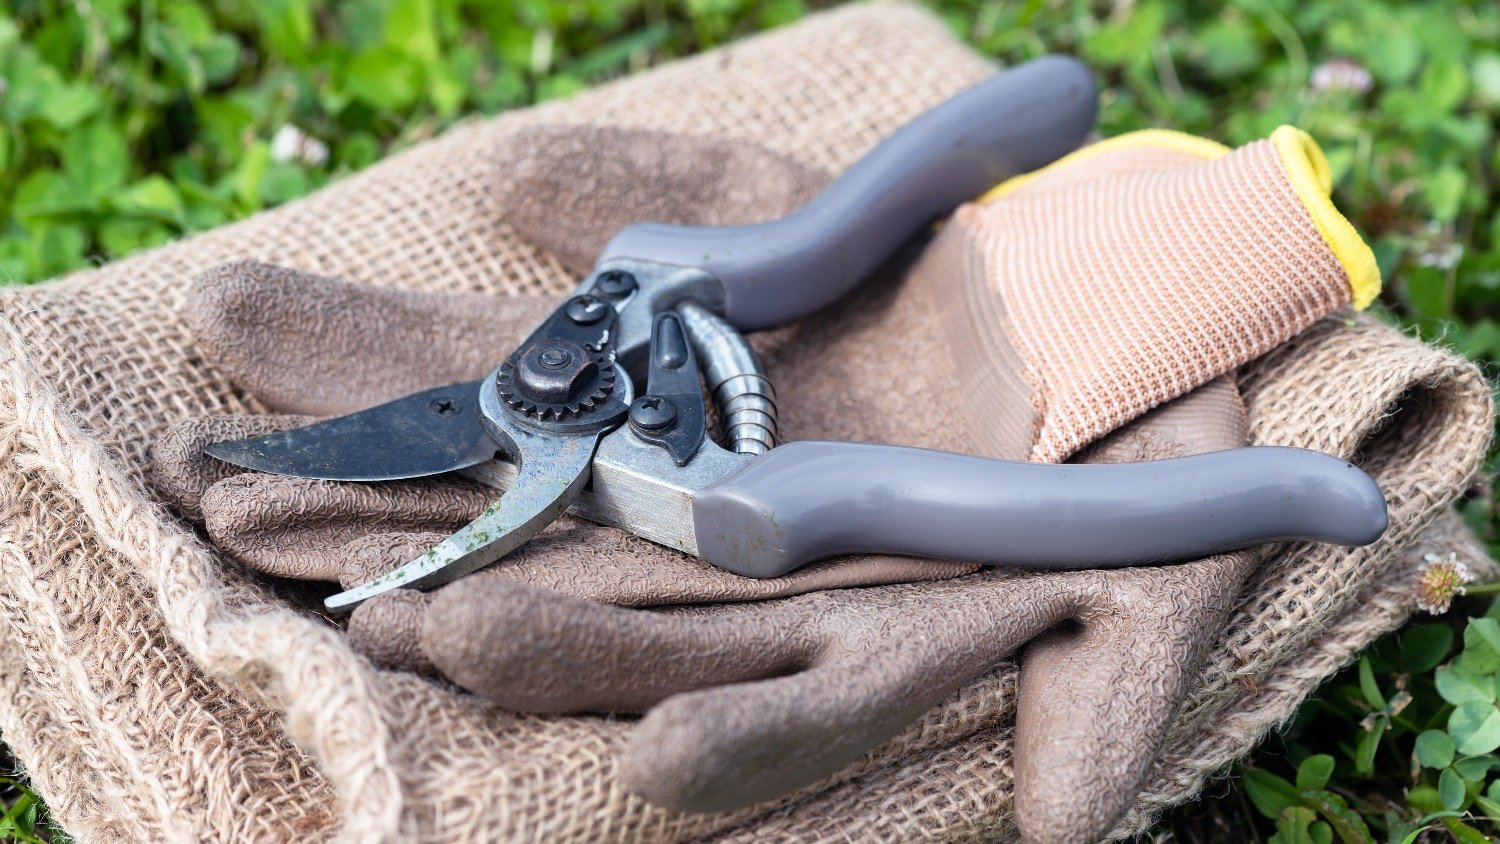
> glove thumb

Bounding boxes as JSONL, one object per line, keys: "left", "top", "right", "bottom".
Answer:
{"left": 189, "top": 261, "right": 558, "bottom": 415}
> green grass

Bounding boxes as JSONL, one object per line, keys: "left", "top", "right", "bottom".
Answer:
{"left": 0, "top": 768, "right": 66, "bottom": 844}
{"left": 3, "top": 0, "right": 1498, "bottom": 840}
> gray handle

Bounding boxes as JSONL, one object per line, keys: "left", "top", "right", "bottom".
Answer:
{"left": 691, "top": 442, "right": 1388, "bottom": 578}
{"left": 598, "top": 56, "right": 1097, "bottom": 330}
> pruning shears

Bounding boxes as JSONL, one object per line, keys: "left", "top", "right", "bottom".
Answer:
{"left": 205, "top": 57, "right": 1389, "bottom": 612}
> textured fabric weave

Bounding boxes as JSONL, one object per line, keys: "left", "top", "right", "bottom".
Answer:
{"left": 955, "top": 138, "right": 1355, "bottom": 462}
{"left": 0, "top": 4, "right": 1492, "bottom": 841}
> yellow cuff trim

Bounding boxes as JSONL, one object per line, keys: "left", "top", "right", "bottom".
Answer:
{"left": 976, "top": 125, "right": 1381, "bottom": 310}
{"left": 977, "top": 129, "right": 1229, "bottom": 203}
{"left": 1269, "top": 125, "right": 1381, "bottom": 309}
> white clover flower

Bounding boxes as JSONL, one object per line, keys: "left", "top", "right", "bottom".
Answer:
{"left": 1413, "top": 221, "right": 1464, "bottom": 270}
{"left": 1416, "top": 242, "right": 1464, "bottom": 270}
{"left": 1311, "top": 59, "right": 1373, "bottom": 95}
{"left": 1415, "top": 551, "right": 1473, "bottom": 614}
{"left": 270, "top": 124, "right": 330, "bottom": 167}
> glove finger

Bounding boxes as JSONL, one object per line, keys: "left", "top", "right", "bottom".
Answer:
{"left": 345, "top": 529, "right": 849, "bottom": 677}
{"left": 622, "top": 574, "right": 1080, "bottom": 812}
{"left": 349, "top": 587, "right": 437, "bottom": 676}
{"left": 340, "top": 531, "right": 454, "bottom": 590}
{"left": 349, "top": 550, "right": 930, "bottom": 679}
{"left": 421, "top": 576, "right": 821, "bottom": 713}
{"left": 150, "top": 413, "right": 313, "bottom": 520}
{"left": 201, "top": 473, "right": 491, "bottom": 582}
{"left": 1014, "top": 554, "right": 1257, "bottom": 843}
{"left": 495, "top": 125, "right": 830, "bottom": 275}
{"left": 190, "top": 261, "right": 560, "bottom": 415}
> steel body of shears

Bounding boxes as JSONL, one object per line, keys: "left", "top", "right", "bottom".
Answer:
{"left": 205, "top": 57, "right": 1390, "bottom": 612}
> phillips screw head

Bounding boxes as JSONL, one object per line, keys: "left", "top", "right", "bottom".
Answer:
{"left": 595, "top": 270, "right": 637, "bottom": 298}
{"left": 565, "top": 295, "right": 609, "bottom": 325}
{"left": 629, "top": 395, "right": 677, "bottom": 432}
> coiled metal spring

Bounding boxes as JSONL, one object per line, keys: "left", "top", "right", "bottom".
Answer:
{"left": 677, "top": 303, "right": 778, "bottom": 455}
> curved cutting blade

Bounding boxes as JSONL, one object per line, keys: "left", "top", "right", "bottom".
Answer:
{"left": 322, "top": 424, "right": 602, "bottom": 612}
{"left": 204, "top": 381, "right": 497, "bottom": 482}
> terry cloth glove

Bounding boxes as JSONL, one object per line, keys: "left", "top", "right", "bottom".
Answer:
{"left": 154, "top": 121, "right": 1393, "bottom": 842}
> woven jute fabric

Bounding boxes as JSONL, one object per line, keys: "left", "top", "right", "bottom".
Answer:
{"left": 0, "top": 3, "right": 1493, "bottom": 841}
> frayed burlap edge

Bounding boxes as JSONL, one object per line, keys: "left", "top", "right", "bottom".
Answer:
{"left": 0, "top": 314, "right": 389, "bottom": 840}
{"left": 1111, "top": 508, "right": 1497, "bottom": 839}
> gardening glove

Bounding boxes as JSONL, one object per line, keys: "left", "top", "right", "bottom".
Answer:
{"left": 151, "top": 123, "right": 1379, "bottom": 843}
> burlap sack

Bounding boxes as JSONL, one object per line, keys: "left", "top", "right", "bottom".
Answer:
{"left": 0, "top": 4, "right": 1491, "bottom": 840}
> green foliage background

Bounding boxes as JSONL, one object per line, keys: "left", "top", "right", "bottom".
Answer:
{"left": 2, "top": 0, "right": 1498, "bottom": 840}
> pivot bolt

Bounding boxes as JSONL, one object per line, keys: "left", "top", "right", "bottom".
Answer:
{"left": 514, "top": 340, "right": 597, "bottom": 403}
{"left": 595, "top": 270, "right": 637, "bottom": 298}
{"left": 629, "top": 395, "right": 677, "bottom": 432}
{"left": 565, "top": 295, "right": 609, "bottom": 325}
{"left": 538, "top": 348, "right": 572, "bottom": 369}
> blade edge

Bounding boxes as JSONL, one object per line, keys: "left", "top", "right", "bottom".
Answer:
{"left": 204, "top": 381, "right": 497, "bottom": 481}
